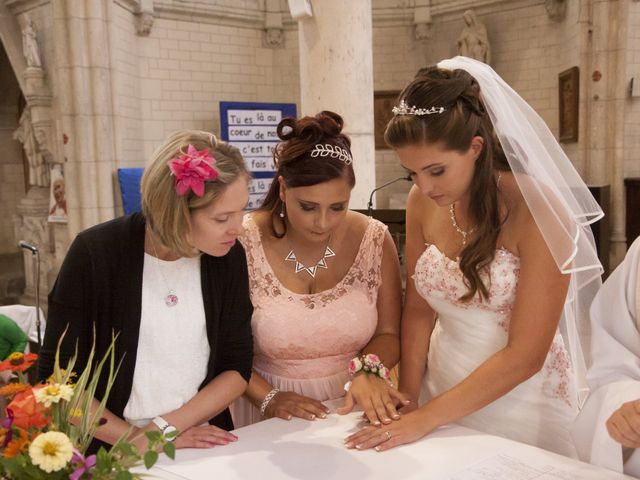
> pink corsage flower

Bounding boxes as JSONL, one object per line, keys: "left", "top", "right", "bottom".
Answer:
{"left": 348, "top": 357, "right": 363, "bottom": 376}
{"left": 168, "top": 144, "right": 219, "bottom": 197}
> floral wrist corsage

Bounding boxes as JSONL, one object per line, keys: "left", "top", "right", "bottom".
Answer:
{"left": 344, "top": 353, "right": 392, "bottom": 391}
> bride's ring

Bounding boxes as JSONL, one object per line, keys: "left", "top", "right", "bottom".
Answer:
{"left": 384, "top": 430, "right": 391, "bottom": 441}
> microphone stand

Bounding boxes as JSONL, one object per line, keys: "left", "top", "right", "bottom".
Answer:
{"left": 367, "top": 175, "right": 412, "bottom": 217}
{"left": 19, "top": 241, "right": 42, "bottom": 348}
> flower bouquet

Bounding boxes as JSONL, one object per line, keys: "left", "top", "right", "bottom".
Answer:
{"left": 0, "top": 340, "right": 175, "bottom": 479}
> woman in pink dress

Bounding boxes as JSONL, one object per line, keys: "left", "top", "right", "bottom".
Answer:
{"left": 232, "top": 111, "right": 405, "bottom": 428}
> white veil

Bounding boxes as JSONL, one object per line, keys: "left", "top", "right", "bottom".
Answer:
{"left": 438, "top": 56, "right": 603, "bottom": 405}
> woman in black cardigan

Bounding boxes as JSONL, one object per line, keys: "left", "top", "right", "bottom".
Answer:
{"left": 39, "top": 131, "right": 253, "bottom": 451}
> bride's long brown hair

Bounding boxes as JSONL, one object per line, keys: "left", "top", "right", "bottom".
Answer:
{"left": 385, "top": 67, "right": 510, "bottom": 302}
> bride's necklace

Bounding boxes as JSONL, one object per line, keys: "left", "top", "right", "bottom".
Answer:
{"left": 449, "top": 172, "right": 502, "bottom": 247}
{"left": 284, "top": 239, "right": 336, "bottom": 278}
{"left": 449, "top": 203, "right": 475, "bottom": 247}
{"left": 148, "top": 230, "right": 179, "bottom": 307}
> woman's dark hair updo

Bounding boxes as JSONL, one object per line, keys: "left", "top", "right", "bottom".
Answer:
{"left": 386, "top": 66, "right": 510, "bottom": 302}
{"left": 259, "top": 110, "right": 356, "bottom": 238}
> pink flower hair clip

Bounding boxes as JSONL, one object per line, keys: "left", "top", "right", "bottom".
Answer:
{"left": 167, "top": 144, "right": 219, "bottom": 197}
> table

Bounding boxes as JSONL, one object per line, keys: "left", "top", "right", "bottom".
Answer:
{"left": 143, "top": 411, "right": 633, "bottom": 479}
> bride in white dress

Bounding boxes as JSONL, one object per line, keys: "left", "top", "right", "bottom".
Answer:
{"left": 345, "top": 57, "right": 603, "bottom": 457}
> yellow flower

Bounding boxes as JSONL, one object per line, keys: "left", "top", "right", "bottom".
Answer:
{"left": 46, "top": 369, "right": 76, "bottom": 385}
{"left": 34, "top": 383, "right": 74, "bottom": 407}
{"left": 70, "top": 408, "right": 83, "bottom": 418}
{"left": 28, "top": 431, "right": 73, "bottom": 473}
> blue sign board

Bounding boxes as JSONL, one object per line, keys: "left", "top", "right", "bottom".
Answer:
{"left": 220, "top": 101, "right": 296, "bottom": 210}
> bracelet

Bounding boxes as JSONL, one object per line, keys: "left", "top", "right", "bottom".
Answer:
{"left": 348, "top": 353, "right": 391, "bottom": 384}
{"left": 259, "top": 388, "right": 280, "bottom": 416}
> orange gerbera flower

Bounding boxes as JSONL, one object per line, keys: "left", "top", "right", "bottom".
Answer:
{"left": 3, "top": 428, "right": 29, "bottom": 458}
{"left": 7, "top": 387, "right": 50, "bottom": 430}
{"left": 0, "top": 352, "right": 38, "bottom": 373}
{"left": 0, "top": 382, "right": 29, "bottom": 398}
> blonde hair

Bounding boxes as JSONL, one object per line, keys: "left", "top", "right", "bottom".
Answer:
{"left": 141, "top": 130, "right": 248, "bottom": 257}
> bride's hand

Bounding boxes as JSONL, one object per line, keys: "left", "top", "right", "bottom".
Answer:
{"left": 264, "top": 391, "right": 330, "bottom": 421}
{"left": 344, "top": 407, "right": 432, "bottom": 452}
{"left": 337, "top": 374, "right": 411, "bottom": 425}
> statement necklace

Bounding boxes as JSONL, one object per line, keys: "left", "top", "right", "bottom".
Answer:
{"left": 285, "top": 241, "right": 336, "bottom": 278}
{"left": 148, "top": 230, "right": 179, "bottom": 307}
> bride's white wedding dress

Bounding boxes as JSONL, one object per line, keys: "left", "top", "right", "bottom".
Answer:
{"left": 415, "top": 243, "right": 578, "bottom": 457}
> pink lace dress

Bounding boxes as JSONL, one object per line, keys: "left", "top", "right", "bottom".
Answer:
{"left": 415, "top": 244, "right": 579, "bottom": 457}
{"left": 231, "top": 215, "right": 387, "bottom": 428}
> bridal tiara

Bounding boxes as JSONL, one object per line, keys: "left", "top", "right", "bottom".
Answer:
{"left": 392, "top": 99, "right": 446, "bottom": 116}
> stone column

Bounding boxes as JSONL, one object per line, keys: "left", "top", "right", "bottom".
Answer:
{"left": 582, "top": 0, "right": 628, "bottom": 267}
{"left": 295, "top": 0, "right": 375, "bottom": 208}
{"left": 14, "top": 186, "right": 52, "bottom": 310}
{"left": 52, "top": 0, "right": 118, "bottom": 238}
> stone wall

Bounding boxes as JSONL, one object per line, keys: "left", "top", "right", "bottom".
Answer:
{"left": 625, "top": 1, "right": 640, "bottom": 178}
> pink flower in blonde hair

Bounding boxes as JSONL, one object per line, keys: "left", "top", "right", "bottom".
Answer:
{"left": 168, "top": 144, "right": 219, "bottom": 197}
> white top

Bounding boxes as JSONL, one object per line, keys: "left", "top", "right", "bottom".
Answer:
{"left": 123, "top": 253, "right": 209, "bottom": 428}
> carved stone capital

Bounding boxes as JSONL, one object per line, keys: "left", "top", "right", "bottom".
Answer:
{"left": 136, "top": 11, "right": 155, "bottom": 36}
{"left": 545, "top": 0, "right": 567, "bottom": 22}
{"left": 263, "top": 28, "right": 284, "bottom": 48}
{"left": 414, "top": 22, "right": 431, "bottom": 41}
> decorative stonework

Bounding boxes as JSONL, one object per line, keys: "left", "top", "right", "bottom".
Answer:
{"left": 14, "top": 187, "right": 53, "bottom": 308}
{"left": 545, "top": 0, "right": 567, "bottom": 22}
{"left": 414, "top": 0, "right": 432, "bottom": 41}
{"left": 135, "top": 0, "right": 154, "bottom": 36}
{"left": 263, "top": 0, "right": 283, "bottom": 48}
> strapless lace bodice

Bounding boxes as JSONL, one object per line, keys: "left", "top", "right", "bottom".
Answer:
{"left": 413, "top": 243, "right": 578, "bottom": 457}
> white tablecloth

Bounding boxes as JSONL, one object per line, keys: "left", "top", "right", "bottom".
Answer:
{"left": 142, "top": 411, "right": 633, "bottom": 480}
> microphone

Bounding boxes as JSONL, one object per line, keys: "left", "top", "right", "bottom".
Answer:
{"left": 367, "top": 175, "right": 412, "bottom": 217}
{"left": 19, "top": 240, "right": 38, "bottom": 254}
{"left": 18, "top": 240, "right": 42, "bottom": 347}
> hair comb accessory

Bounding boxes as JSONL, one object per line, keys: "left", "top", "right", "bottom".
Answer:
{"left": 392, "top": 99, "right": 446, "bottom": 116}
{"left": 310, "top": 143, "right": 353, "bottom": 165}
{"left": 168, "top": 144, "right": 219, "bottom": 197}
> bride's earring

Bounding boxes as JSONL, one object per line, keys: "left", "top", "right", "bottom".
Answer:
{"left": 279, "top": 203, "right": 286, "bottom": 219}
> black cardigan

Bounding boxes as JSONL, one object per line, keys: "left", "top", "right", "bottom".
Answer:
{"left": 39, "top": 213, "right": 253, "bottom": 445}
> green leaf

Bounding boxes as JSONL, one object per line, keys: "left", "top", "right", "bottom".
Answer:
{"left": 116, "top": 471, "right": 134, "bottom": 480}
{"left": 95, "top": 447, "right": 111, "bottom": 471}
{"left": 144, "top": 430, "right": 162, "bottom": 442}
{"left": 163, "top": 441, "right": 176, "bottom": 460}
{"left": 144, "top": 450, "right": 159, "bottom": 469}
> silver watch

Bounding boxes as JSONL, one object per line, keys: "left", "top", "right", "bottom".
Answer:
{"left": 151, "top": 416, "right": 178, "bottom": 441}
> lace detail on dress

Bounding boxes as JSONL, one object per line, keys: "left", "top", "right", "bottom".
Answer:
{"left": 240, "top": 215, "right": 387, "bottom": 310}
{"left": 542, "top": 340, "right": 573, "bottom": 407}
{"left": 414, "top": 244, "right": 520, "bottom": 323}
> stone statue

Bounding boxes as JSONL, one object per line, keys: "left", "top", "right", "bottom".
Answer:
{"left": 13, "top": 109, "right": 50, "bottom": 187}
{"left": 457, "top": 10, "right": 490, "bottom": 64}
{"left": 22, "top": 17, "right": 42, "bottom": 68}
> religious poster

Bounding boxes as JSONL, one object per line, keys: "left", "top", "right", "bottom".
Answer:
{"left": 47, "top": 164, "right": 68, "bottom": 223}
